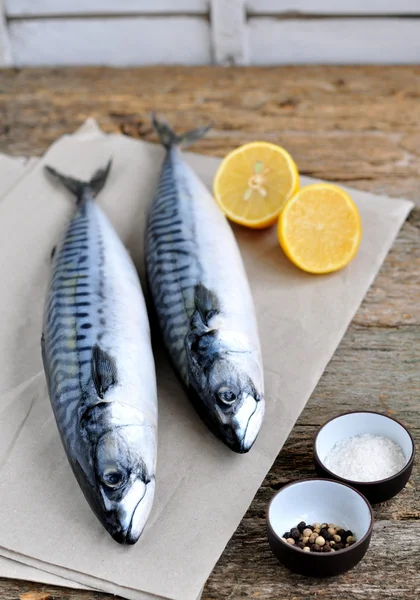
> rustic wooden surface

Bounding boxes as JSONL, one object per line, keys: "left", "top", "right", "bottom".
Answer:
{"left": 0, "top": 66, "right": 419, "bottom": 600}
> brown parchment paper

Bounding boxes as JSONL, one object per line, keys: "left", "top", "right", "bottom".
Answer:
{"left": 0, "top": 120, "right": 413, "bottom": 600}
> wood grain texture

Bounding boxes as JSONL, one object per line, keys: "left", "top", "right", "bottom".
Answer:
{"left": 0, "top": 66, "right": 418, "bottom": 600}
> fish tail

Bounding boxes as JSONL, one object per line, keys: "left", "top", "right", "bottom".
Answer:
{"left": 151, "top": 113, "right": 212, "bottom": 150}
{"left": 44, "top": 159, "right": 112, "bottom": 205}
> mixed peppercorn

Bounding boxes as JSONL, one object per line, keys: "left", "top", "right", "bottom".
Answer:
{"left": 281, "top": 521, "right": 356, "bottom": 553}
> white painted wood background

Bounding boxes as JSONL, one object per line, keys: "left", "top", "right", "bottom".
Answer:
{"left": 1, "top": 0, "right": 420, "bottom": 67}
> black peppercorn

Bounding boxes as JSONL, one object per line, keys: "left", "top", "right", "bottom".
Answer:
{"left": 297, "top": 521, "right": 306, "bottom": 532}
{"left": 282, "top": 521, "right": 357, "bottom": 553}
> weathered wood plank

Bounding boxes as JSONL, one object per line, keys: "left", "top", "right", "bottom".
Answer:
{"left": 0, "top": 66, "right": 418, "bottom": 600}
{"left": 247, "top": 0, "right": 420, "bottom": 15}
{"left": 8, "top": 17, "right": 211, "bottom": 66}
{"left": 205, "top": 520, "right": 420, "bottom": 600}
{"left": 2, "top": 67, "right": 420, "bottom": 195}
{"left": 248, "top": 17, "right": 420, "bottom": 64}
{"left": 5, "top": 0, "right": 208, "bottom": 16}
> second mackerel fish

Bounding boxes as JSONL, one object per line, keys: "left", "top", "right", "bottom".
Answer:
{"left": 145, "top": 116, "right": 265, "bottom": 453}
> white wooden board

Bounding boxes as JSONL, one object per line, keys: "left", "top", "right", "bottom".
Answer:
{"left": 9, "top": 17, "right": 211, "bottom": 66}
{"left": 248, "top": 17, "right": 420, "bottom": 64}
{"left": 5, "top": 0, "right": 208, "bottom": 16}
{"left": 211, "top": 0, "right": 248, "bottom": 65}
{"left": 0, "top": 0, "right": 12, "bottom": 65}
{"left": 247, "top": 0, "right": 420, "bottom": 15}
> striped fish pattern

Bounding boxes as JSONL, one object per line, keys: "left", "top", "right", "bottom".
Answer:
{"left": 146, "top": 117, "right": 265, "bottom": 453}
{"left": 42, "top": 162, "right": 157, "bottom": 544}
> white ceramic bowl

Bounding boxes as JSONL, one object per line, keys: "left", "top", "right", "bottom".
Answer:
{"left": 266, "top": 479, "right": 373, "bottom": 576}
{"left": 314, "top": 411, "right": 415, "bottom": 503}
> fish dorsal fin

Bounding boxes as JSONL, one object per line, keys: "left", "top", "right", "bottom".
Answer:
{"left": 194, "top": 283, "right": 220, "bottom": 326}
{"left": 91, "top": 344, "right": 117, "bottom": 399}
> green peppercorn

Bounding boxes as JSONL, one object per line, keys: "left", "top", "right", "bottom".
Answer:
{"left": 347, "top": 536, "right": 356, "bottom": 545}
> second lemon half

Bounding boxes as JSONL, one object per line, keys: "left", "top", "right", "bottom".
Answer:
{"left": 213, "top": 141, "right": 299, "bottom": 229}
{"left": 278, "top": 183, "right": 362, "bottom": 274}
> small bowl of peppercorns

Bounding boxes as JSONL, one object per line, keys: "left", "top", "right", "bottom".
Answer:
{"left": 266, "top": 478, "right": 373, "bottom": 577}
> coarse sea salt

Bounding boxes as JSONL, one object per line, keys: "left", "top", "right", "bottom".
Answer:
{"left": 323, "top": 434, "right": 407, "bottom": 482}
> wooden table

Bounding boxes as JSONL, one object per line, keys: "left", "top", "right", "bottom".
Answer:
{"left": 0, "top": 66, "right": 419, "bottom": 600}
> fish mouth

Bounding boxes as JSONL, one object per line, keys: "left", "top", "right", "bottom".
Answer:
{"left": 240, "top": 396, "right": 265, "bottom": 452}
{"left": 108, "top": 477, "right": 156, "bottom": 545}
{"left": 224, "top": 393, "right": 265, "bottom": 454}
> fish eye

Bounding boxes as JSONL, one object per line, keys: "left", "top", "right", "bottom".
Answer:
{"left": 101, "top": 468, "right": 126, "bottom": 490}
{"left": 217, "top": 386, "right": 238, "bottom": 405}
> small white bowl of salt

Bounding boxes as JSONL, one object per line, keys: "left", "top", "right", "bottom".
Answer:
{"left": 314, "top": 411, "right": 415, "bottom": 504}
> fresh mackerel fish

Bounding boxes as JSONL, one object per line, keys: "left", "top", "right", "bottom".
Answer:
{"left": 42, "top": 162, "right": 157, "bottom": 544}
{"left": 146, "top": 117, "right": 265, "bottom": 453}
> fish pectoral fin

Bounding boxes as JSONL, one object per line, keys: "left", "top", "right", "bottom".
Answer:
{"left": 187, "top": 328, "right": 219, "bottom": 370}
{"left": 50, "top": 245, "right": 56, "bottom": 261}
{"left": 91, "top": 344, "right": 118, "bottom": 399}
{"left": 194, "top": 283, "right": 220, "bottom": 326}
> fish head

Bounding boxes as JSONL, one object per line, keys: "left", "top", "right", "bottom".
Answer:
{"left": 187, "top": 329, "right": 265, "bottom": 453}
{"left": 79, "top": 402, "right": 156, "bottom": 545}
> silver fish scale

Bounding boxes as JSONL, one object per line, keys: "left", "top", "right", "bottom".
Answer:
{"left": 43, "top": 199, "right": 108, "bottom": 454}
{"left": 145, "top": 149, "right": 201, "bottom": 382}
